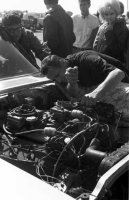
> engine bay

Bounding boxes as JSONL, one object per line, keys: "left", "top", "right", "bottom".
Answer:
{"left": 0, "top": 84, "right": 128, "bottom": 200}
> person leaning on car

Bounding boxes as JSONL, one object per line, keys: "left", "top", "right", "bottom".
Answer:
{"left": 43, "top": 0, "right": 76, "bottom": 58}
{"left": 1, "top": 12, "right": 51, "bottom": 67}
{"left": 41, "top": 50, "right": 129, "bottom": 106}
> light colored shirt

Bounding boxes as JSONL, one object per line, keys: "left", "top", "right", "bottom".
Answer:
{"left": 23, "top": 13, "right": 28, "bottom": 20}
{"left": 72, "top": 14, "right": 100, "bottom": 49}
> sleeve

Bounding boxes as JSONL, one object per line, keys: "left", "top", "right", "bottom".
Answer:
{"left": 93, "top": 21, "right": 129, "bottom": 62}
{"left": 103, "top": 21, "right": 129, "bottom": 53}
{"left": 99, "top": 53, "right": 129, "bottom": 83}
{"left": 113, "top": 19, "right": 129, "bottom": 50}
{"left": 43, "top": 15, "right": 60, "bottom": 53}
{"left": 93, "top": 26, "right": 101, "bottom": 51}
{"left": 90, "top": 26, "right": 99, "bottom": 49}
{"left": 27, "top": 30, "right": 49, "bottom": 60}
{"left": 71, "top": 18, "right": 76, "bottom": 44}
{"left": 88, "top": 55, "right": 116, "bottom": 82}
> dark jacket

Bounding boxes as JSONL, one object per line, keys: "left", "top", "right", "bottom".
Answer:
{"left": 43, "top": 5, "right": 75, "bottom": 58}
{"left": 18, "top": 28, "right": 49, "bottom": 66}
{"left": 66, "top": 50, "right": 129, "bottom": 87}
{"left": 93, "top": 18, "right": 129, "bottom": 63}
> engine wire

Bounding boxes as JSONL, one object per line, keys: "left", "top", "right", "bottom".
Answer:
{"left": 52, "top": 122, "right": 99, "bottom": 179}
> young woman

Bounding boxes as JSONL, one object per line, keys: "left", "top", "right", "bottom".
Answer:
{"left": 93, "top": 0, "right": 129, "bottom": 63}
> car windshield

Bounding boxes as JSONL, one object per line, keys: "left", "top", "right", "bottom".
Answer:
{"left": 0, "top": 35, "right": 39, "bottom": 79}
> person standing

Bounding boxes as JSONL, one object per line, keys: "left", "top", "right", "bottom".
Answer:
{"left": 93, "top": 0, "right": 129, "bottom": 63}
{"left": 43, "top": 0, "right": 75, "bottom": 58}
{"left": 72, "top": 0, "right": 100, "bottom": 52}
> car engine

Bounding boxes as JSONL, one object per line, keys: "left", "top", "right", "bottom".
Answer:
{"left": 0, "top": 84, "right": 128, "bottom": 200}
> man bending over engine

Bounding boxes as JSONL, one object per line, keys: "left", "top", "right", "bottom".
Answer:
{"left": 41, "top": 50, "right": 129, "bottom": 119}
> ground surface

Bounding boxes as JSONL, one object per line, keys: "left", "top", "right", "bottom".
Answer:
{"left": 34, "top": 30, "right": 43, "bottom": 67}
{"left": 34, "top": 30, "right": 43, "bottom": 42}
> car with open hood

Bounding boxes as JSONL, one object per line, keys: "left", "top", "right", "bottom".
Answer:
{"left": 0, "top": 31, "right": 128, "bottom": 200}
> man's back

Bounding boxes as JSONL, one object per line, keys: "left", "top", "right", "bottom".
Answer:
{"left": 66, "top": 50, "right": 129, "bottom": 86}
{"left": 43, "top": 5, "right": 75, "bottom": 58}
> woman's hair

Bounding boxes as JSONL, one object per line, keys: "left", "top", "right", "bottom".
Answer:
{"left": 98, "top": 0, "right": 121, "bottom": 21}
{"left": 41, "top": 55, "right": 62, "bottom": 75}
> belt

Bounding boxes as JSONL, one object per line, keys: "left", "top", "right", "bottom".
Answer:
{"left": 73, "top": 46, "right": 87, "bottom": 51}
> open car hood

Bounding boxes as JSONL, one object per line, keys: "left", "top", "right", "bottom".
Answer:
{"left": 0, "top": 34, "right": 51, "bottom": 95}
{"left": 0, "top": 74, "right": 50, "bottom": 95}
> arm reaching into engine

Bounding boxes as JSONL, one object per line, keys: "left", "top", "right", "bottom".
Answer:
{"left": 81, "top": 68, "right": 125, "bottom": 106}
{"left": 41, "top": 52, "right": 128, "bottom": 106}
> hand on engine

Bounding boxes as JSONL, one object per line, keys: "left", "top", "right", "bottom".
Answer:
{"left": 81, "top": 91, "right": 100, "bottom": 106}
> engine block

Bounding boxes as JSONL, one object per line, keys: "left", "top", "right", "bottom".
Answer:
{"left": 0, "top": 97, "right": 128, "bottom": 199}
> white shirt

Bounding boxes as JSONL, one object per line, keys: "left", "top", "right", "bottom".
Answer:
{"left": 72, "top": 14, "right": 100, "bottom": 49}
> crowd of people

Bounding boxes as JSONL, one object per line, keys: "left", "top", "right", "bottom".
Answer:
{"left": 0, "top": 0, "right": 129, "bottom": 123}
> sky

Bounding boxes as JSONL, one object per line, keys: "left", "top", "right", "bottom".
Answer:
{"left": 0, "top": 0, "right": 128, "bottom": 14}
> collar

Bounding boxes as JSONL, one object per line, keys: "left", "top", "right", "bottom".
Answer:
{"left": 46, "top": 4, "right": 61, "bottom": 14}
{"left": 81, "top": 14, "right": 89, "bottom": 19}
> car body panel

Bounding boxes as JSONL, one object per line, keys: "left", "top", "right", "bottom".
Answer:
{"left": 0, "top": 159, "right": 74, "bottom": 200}
{"left": 0, "top": 75, "right": 50, "bottom": 95}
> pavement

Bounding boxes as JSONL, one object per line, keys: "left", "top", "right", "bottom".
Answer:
{"left": 34, "top": 30, "right": 43, "bottom": 67}
{"left": 34, "top": 30, "right": 43, "bottom": 42}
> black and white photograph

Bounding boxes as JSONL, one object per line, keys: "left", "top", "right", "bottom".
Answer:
{"left": 0, "top": 0, "right": 129, "bottom": 199}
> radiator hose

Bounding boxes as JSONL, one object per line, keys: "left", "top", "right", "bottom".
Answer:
{"left": 84, "top": 138, "right": 107, "bottom": 164}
